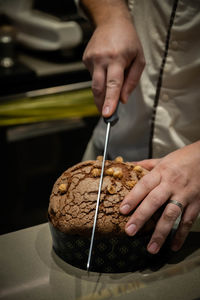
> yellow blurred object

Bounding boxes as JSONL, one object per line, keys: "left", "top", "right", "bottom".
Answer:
{"left": 0, "top": 88, "right": 99, "bottom": 126}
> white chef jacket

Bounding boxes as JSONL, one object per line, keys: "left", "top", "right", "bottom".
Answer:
{"left": 78, "top": 0, "right": 200, "bottom": 161}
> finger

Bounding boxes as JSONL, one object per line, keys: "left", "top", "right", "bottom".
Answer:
{"left": 135, "top": 159, "right": 161, "bottom": 171}
{"left": 92, "top": 66, "right": 106, "bottom": 112}
{"left": 102, "top": 63, "right": 124, "bottom": 117}
{"left": 82, "top": 49, "right": 94, "bottom": 76}
{"left": 171, "top": 203, "right": 200, "bottom": 251}
{"left": 147, "top": 200, "right": 184, "bottom": 254}
{"left": 124, "top": 182, "right": 171, "bottom": 236}
{"left": 120, "top": 170, "right": 161, "bottom": 215}
{"left": 120, "top": 52, "right": 145, "bottom": 103}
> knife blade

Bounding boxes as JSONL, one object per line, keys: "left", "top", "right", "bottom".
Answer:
{"left": 86, "top": 105, "right": 119, "bottom": 273}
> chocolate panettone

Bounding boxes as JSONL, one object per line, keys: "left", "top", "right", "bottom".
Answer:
{"left": 48, "top": 157, "right": 165, "bottom": 273}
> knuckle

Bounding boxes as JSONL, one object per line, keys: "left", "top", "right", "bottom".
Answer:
{"left": 106, "top": 79, "right": 121, "bottom": 89}
{"left": 83, "top": 51, "right": 102, "bottom": 64}
{"left": 150, "top": 195, "right": 162, "bottom": 210}
{"left": 82, "top": 52, "right": 87, "bottom": 63}
{"left": 152, "top": 235, "right": 165, "bottom": 245}
{"left": 92, "top": 83, "right": 103, "bottom": 97}
{"left": 127, "top": 78, "right": 138, "bottom": 89}
{"left": 106, "top": 49, "right": 119, "bottom": 60}
{"left": 181, "top": 219, "right": 194, "bottom": 231}
{"left": 93, "top": 52, "right": 105, "bottom": 64}
{"left": 82, "top": 51, "right": 91, "bottom": 65}
{"left": 141, "top": 176, "right": 152, "bottom": 192}
{"left": 134, "top": 209, "right": 147, "bottom": 223}
{"left": 139, "top": 57, "right": 146, "bottom": 68}
{"left": 163, "top": 207, "right": 179, "bottom": 222}
{"left": 87, "top": 48, "right": 121, "bottom": 62}
{"left": 82, "top": 57, "right": 89, "bottom": 69}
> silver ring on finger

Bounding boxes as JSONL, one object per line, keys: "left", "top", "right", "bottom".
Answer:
{"left": 168, "top": 199, "right": 184, "bottom": 213}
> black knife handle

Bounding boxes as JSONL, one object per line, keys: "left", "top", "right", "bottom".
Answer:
{"left": 103, "top": 102, "right": 119, "bottom": 126}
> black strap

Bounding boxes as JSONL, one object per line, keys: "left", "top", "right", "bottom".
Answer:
{"left": 148, "top": 0, "right": 179, "bottom": 158}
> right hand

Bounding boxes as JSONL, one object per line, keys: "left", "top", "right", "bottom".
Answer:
{"left": 83, "top": 15, "right": 145, "bottom": 117}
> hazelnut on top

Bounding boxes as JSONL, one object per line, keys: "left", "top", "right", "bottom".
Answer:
{"left": 115, "top": 156, "right": 124, "bottom": 163}
{"left": 58, "top": 183, "right": 67, "bottom": 194}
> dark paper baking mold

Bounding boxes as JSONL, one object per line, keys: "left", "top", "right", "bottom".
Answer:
{"left": 49, "top": 219, "right": 172, "bottom": 273}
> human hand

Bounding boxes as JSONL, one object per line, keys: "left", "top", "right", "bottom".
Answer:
{"left": 83, "top": 13, "right": 145, "bottom": 117}
{"left": 120, "top": 141, "right": 200, "bottom": 254}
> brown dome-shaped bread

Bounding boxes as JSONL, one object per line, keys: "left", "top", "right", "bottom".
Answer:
{"left": 48, "top": 157, "right": 158, "bottom": 237}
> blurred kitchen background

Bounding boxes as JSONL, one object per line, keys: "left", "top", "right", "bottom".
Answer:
{"left": 0, "top": 0, "right": 99, "bottom": 234}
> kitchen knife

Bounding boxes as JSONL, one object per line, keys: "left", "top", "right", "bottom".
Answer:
{"left": 87, "top": 104, "right": 119, "bottom": 273}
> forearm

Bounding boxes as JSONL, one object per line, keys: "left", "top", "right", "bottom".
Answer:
{"left": 80, "top": 0, "right": 131, "bottom": 27}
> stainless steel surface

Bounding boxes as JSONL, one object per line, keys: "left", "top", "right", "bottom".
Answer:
{"left": 0, "top": 221, "right": 200, "bottom": 300}
{"left": 27, "top": 81, "right": 91, "bottom": 98}
{"left": 87, "top": 122, "right": 111, "bottom": 272}
{"left": 0, "top": 80, "right": 91, "bottom": 102}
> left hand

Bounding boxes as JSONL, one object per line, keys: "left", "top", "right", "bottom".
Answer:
{"left": 120, "top": 141, "right": 200, "bottom": 254}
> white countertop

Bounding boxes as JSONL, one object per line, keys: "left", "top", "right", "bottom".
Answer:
{"left": 0, "top": 222, "right": 200, "bottom": 300}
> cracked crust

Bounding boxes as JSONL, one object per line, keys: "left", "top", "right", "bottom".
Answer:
{"left": 48, "top": 159, "right": 158, "bottom": 237}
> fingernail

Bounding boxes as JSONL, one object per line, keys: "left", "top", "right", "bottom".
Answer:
{"left": 148, "top": 242, "right": 159, "bottom": 254}
{"left": 120, "top": 204, "right": 130, "bottom": 214}
{"left": 171, "top": 243, "right": 180, "bottom": 252}
{"left": 103, "top": 105, "right": 110, "bottom": 116}
{"left": 126, "top": 224, "right": 137, "bottom": 236}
